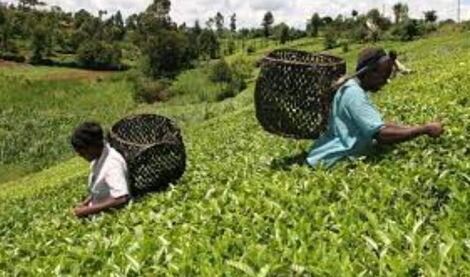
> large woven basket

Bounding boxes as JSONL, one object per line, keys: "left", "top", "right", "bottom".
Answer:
{"left": 255, "top": 49, "right": 346, "bottom": 139}
{"left": 108, "top": 114, "right": 186, "bottom": 195}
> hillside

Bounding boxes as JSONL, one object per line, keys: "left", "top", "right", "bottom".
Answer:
{"left": 0, "top": 31, "right": 469, "bottom": 276}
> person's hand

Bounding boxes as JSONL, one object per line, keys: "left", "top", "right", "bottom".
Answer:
{"left": 403, "top": 69, "right": 413, "bottom": 75}
{"left": 80, "top": 200, "right": 91, "bottom": 207}
{"left": 73, "top": 206, "right": 90, "bottom": 217}
{"left": 424, "top": 122, "right": 444, "bottom": 138}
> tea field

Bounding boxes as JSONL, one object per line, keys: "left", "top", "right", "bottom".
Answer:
{"left": 0, "top": 67, "right": 134, "bottom": 183}
{"left": 0, "top": 31, "right": 469, "bottom": 276}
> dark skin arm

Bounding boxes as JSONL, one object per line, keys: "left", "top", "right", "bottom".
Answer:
{"left": 377, "top": 122, "right": 444, "bottom": 145}
{"left": 73, "top": 195, "right": 129, "bottom": 217}
{"left": 78, "top": 196, "right": 92, "bottom": 207}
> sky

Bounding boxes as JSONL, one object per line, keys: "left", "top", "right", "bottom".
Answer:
{"left": 6, "top": 0, "right": 470, "bottom": 29}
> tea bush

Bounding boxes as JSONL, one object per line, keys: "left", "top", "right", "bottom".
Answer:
{"left": 209, "top": 59, "right": 232, "bottom": 83}
{"left": 0, "top": 70, "right": 135, "bottom": 183}
{"left": 132, "top": 77, "right": 171, "bottom": 104}
{"left": 0, "top": 32, "right": 469, "bottom": 276}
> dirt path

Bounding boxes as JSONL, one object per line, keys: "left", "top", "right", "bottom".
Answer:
{"left": 42, "top": 70, "right": 111, "bottom": 81}
{"left": 0, "top": 59, "right": 113, "bottom": 81}
{"left": 0, "top": 59, "right": 29, "bottom": 68}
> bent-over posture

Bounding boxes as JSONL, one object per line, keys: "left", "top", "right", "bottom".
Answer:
{"left": 71, "top": 122, "right": 130, "bottom": 217}
{"left": 307, "top": 48, "right": 444, "bottom": 168}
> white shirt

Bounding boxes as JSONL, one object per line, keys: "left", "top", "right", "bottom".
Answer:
{"left": 88, "top": 143, "right": 129, "bottom": 205}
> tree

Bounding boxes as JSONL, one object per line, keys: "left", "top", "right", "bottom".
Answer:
{"left": 324, "top": 28, "right": 338, "bottom": 49}
{"left": 262, "top": 11, "right": 274, "bottom": 38}
{"left": 352, "top": 10, "right": 358, "bottom": 19}
{"left": 333, "top": 14, "right": 344, "bottom": 30}
{"left": 367, "top": 8, "right": 392, "bottom": 30}
{"left": 19, "top": 0, "right": 45, "bottom": 9}
{"left": 309, "top": 13, "right": 322, "bottom": 37}
{"left": 206, "top": 17, "right": 215, "bottom": 30}
{"left": 393, "top": 3, "right": 409, "bottom": 24}
{"left": 134, "top": 0, "right": 195, "bottom": 78}
{"left": 74, "top": 9, "right": 93, "bottom": 29}
{"left": 0, "top": 6, "right": 5, "bottom": 25}
{"left": 98, "top": 10, "right": 107, "bottom": 19}
{"left": 230, "top": 13, "right": 236, "bottom": 33}
{"left": 279, "top": 24, "right": 289, "bottom": 44}
{"left": 0, "top": 7, "right": 12, "bottom": 51}
{"left": 77, "top": 41, "right": 122, "bottom": 68}
{"left": 30, "top": 26, "right": 52, "bottom": 63}
{"left": 146, "top": 0, "right": 171, "bottom": 21}
{"left": 322, "top": 16, "right": 333, "bottom": 26}
{"left": 198, "top": 29, "right": 219, "bottom": 59}
{"left": 392, "top": 19, "right": 424, "bottom": 41}
{"left": 194, "top": 20, "right": 202, "bottom": 36}
{"left": 367, "top": 9, "right": 381, "bottom": 23}
{"left": 103, "top": 11, "right": 126, "bottom": 41}
{"left": 142, "top": 30, "right": 190, "bottom": 78}
{"left": 114, "top": 11, "right": 125, "bottom": 30}
{"left": 215, "top": 12, "right": 224, "bottom": 35}
{"left": 424, "top": 10, "right": 438, "bottom": 23}
{"left": 70, "top": 29, "right": 90, "bottom": 52}
{"left": 126, "top": 14, "right": 139, "bottom": 31}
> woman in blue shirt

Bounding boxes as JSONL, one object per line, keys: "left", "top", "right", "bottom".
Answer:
{"left": 307, "top": 48, "right": 444, "bottom": 168}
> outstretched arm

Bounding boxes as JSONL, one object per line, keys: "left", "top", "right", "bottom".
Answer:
{"left": 394, "top": 59, "right": 412, "bottom": 74}
{"left": 78, "top": 196, "right": 92, "bottom": 207}
{"left": 377, "top": 122, "right": 444, "bottom": 145}
{"left": 73, "top": 196, "right": 129, "bottom": 217}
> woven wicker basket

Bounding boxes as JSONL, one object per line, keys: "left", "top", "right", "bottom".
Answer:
{"left": 255, "top": 49, "right": 346, "bottom": 139}
{"left": 108, "top": 114, "right": 186, "bottom": 195}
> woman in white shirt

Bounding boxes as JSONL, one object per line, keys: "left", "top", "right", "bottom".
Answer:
{"left": 71, "top": 122, "right": 130, "bottom": 217}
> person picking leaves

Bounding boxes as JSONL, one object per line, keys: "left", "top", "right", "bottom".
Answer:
{"left": 307, "top": 47, "right": 444, "bottom": 168}
{"left": 71, "top": 122, "right": 129, "bottom": 217}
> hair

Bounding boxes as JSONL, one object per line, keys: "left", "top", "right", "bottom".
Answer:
{"left": 332, "top": 47, "right": 390, "bottom": 89}
{"left": 71, "top": 122, "right": 104, "bottom": 150}
{"left": 388, "top": 50, "right": 398, "bottom": 61}
{"left": 356, "top": 47, "right": 387, "bottom": 73}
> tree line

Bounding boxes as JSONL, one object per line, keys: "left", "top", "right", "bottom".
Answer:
{"left": 0, "top": 0, "right": 461, "bottom": 77}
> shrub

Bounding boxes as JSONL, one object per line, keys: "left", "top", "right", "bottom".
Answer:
{"left": 197, "top": 30, "right": 220, "bottom": 60}
{"left": 77, "top": 41, "right": 122, "bottom": 69}
{"left": 230, "top": 56, "right": 253, "bottom": 90}
{"left": 227, "top": 40, "right": 236, "bottom": 55}
{"left": 0, "top": 52, "right": 26, "bottom": 63}
{"left": 169, "top": 68, "right": 224, "bottom": 104}
{"left": 142, "top": 30, "right": 192, "bottom": 79}
{"left": 216, "top": 82, "right": 238, "bottom": 101}
{"left": 132, "top": 78, "right": 171, "bottom": 104}
{"left": 30, "top": 26, "right": 52, "bottom": 64}
{"left": 246, "top": 45, "right": 255, "bottom": 54}
{"left": 424, "top": 24, "right": 438, "bottom": 34}
{"left": 210, "top": 59, "right": 232, "bottom": 83}
{"left": 324, "top": 28, "right": 339, "bottom": 49}
{"left": 350, "top": 24, "right": 369, "bottom": 42}
{"left": 391, "top": 19, "right": 425, "bottom": 41}
{"left": 462, "top": 20, "right": 470, "bottom": 31}
{"left": 342, "top": 40, "right": 350, "bottom": 53}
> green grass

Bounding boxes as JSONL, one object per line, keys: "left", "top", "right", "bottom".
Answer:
{"left": 0, "top": 67, "right": 135, "bottom": 183}
{"left": 0, "top": 32, "right": 469, "bottom": 275}
{"left": 0, "top": 65, "right": 92, "bottom": 79}
{"left": 167, "top": 66, "right": 227, "bottom": 104}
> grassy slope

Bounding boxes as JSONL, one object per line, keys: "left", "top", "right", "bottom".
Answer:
{"left": 0, "top": 69, "right": 135, "bottom": 183}
{"left": 0, "top": 32, "right": 469, "bottom": 276}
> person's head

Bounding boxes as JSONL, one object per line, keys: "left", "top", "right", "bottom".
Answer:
{"left": 388, "top": 50, "right": 398, "bottom": 62}
{"left": 71, "top": 122, "right": 104, "bottom": 162}
{"left": 356, "top": 47, "right": 394, "bottom": 92}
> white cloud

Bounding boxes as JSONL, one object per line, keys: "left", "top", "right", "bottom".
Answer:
{"left": 6, "top": 0, "right": 470, "bottom": 28}
{"left": 249, "top": 0, "right": 291, "bottom": 11}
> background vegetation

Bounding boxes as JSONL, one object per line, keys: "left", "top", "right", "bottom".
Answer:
{"left": 0, "top": 0, "right": 469, "bottom": 275}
